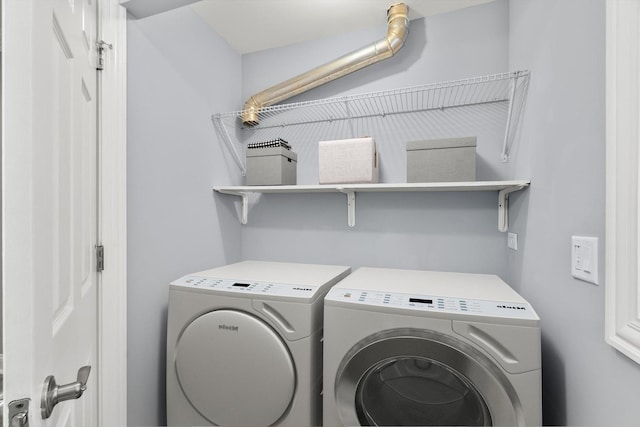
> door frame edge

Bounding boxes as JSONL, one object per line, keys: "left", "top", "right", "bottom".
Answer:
{"left": 98, "top": 1, "right": 128, "bottom": 425}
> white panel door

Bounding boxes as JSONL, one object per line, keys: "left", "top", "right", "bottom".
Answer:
{"left": 3, "top": 0, "right": 101, "bottom": 425}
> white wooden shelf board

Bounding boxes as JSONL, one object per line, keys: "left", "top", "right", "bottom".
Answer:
{"left": 214, "top": 180, "right": 530, "bottom": 231}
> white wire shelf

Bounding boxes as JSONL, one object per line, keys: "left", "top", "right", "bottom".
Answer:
{"left": 214, "top": 180, "right": 530, "bottom": 231}
{"left": 212, "top": 71, "right": 530, "bottom": 175}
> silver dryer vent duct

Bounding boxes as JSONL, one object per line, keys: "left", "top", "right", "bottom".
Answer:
{"left": 241, "top": 3, "right": 410, "bottom": 126}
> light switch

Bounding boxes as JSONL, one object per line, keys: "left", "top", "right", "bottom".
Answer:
{"left": 507, "top": 232, "right": 518, "bottom": 250}
{"left": 571, "top": 236, "right": 599, "bottom": 285}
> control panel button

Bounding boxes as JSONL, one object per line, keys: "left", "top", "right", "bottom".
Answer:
{"left": 325, "top": 287, "right": 537, "bottom": 320}
{"left": 171, "top": 276, "right": 320, "bottom": 298}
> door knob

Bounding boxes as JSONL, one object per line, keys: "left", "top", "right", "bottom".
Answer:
{"left": 41, "top": 366, "right": 91, "bottom": 419}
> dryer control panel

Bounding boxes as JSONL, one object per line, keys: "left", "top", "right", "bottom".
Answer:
{"left": 171, "top": 275, "right": 321, "bottom": 298}
{"left": 325, "top": 288, "right": 538, "bottom": 320}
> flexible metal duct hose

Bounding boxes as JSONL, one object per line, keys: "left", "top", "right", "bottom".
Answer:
{"left": 241, "top": 3, "right": 410, "bottom": 126}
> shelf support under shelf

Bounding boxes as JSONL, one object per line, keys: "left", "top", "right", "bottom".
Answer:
{"left": 337, "top": 188, "right": 356, "bottom": 227}
{"left": 214, "top": 189, "right": 250, "bottom": 224}
{"left": 498, "top": 185, "right": 525, "bottom": 232}
{"left": 239, "top": 193, "right": 249, "bottom": 224}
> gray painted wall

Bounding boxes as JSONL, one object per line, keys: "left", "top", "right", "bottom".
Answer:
{"left": 507, "top": 0, "right": 640, "bottom": 425}
{"left": 127, "top": 7, "right": 242, "bottom": 426}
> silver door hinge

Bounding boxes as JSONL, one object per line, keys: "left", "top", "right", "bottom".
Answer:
{"left": 96, "top": 245, "right": 105, "bottom": 272}
{"left": 96, "top": 40, "right": 113, "bottom": 71}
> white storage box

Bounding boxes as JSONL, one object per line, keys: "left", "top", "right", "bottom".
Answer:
{"left": 318, "top": 137, "right": 379, "bottom": 184}
{"left": 407, "top": 136, "right": 476, "bottom": 183}
{"left": 246, "top": 146, "right": 297, "bottom": 185}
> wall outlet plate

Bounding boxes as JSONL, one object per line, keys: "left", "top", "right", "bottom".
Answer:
{"left": 571, "top": 236, "right": 599, "bottom": 285}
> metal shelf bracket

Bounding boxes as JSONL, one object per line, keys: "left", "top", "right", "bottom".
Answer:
{"left": 239, "top": 193, "right": 249, "bottom": 224}
{"left": 498, "top": 185, "right": 525, "bottom": 232}
{"left": 337, "top": 188, "right": 356, "bottom": 227}
{"left": 215, "top": 189, "right": 250, "bottom": 224}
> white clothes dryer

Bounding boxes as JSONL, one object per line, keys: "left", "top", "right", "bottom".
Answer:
{"left": 166, "top": 260, "right": 350, "bottom": 427}
{"left": 323, "top": 267, "right": 541, "bottom": 426}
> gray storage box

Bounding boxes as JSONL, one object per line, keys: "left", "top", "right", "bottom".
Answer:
{"left": 246, "top": 146, "right": 297, "bottom": 185}
{"left": 407, "top": 136, "right": 477, "bottom": 183}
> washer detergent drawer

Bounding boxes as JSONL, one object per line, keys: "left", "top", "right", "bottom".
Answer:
{"left": 175, "top": 310, "right": 295, "bottom": 426}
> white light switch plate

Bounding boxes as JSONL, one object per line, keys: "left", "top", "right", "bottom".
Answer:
{"left": 571, "top": 236, "right": 599, "bottom": 285}
{"left": 507, "top": 232, "right": 518, "bottom": 250}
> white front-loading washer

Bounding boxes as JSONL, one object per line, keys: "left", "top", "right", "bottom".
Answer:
{"left": 323, "top": 267, "right": 541, "bottom": 426}
{"left": 166, "top": 260, "right": 350, "bottom": 427}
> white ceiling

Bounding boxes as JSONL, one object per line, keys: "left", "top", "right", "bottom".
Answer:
{"left": 189, "top": 0, "right": 495, "bottom": 54}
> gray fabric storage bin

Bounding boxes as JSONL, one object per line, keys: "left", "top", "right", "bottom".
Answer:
{"left": 246, "top": 146, "right": 297, "bottom": 185}
{"left": 406, "top": 137, "right": 477, "bottom": 183}
{"left": 318, "top": 137, "right": 379, "bottom": 184}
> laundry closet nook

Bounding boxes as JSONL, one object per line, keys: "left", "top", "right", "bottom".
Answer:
{"left": 80, "top": 0, "right": 640, "bottom": 425}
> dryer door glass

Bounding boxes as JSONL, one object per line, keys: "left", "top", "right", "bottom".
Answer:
{"left": 355, "top": 357, "right": 491, "bottom": 426}
{"left": 334, "top": 333, "right": 521, "bottom": 426}
{"left": 175, "top": 310, "right": 295, "bottom": 426}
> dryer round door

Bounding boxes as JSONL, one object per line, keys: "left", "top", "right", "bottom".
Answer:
{"left": 175, "top": 309, "right": 296, "bottom": 426}
{"left": 334, "top": 329, "right": 525, "bottom": 426}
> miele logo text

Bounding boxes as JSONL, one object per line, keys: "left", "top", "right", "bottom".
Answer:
{"left": 497, "top": 305, "right": 526, "bottom": 311}
{"left": 293, "top": 287, "right": 312, "bottom": 292}
{"left": 218, "top": 324, "right": 239, "bottom": 331}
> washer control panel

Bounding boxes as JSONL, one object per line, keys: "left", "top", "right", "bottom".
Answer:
{"left": 325, "top": 288, "right": 538, "bottom": 320}
{"left": 172, "top": 275, "right": 320, "bottom": 298}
